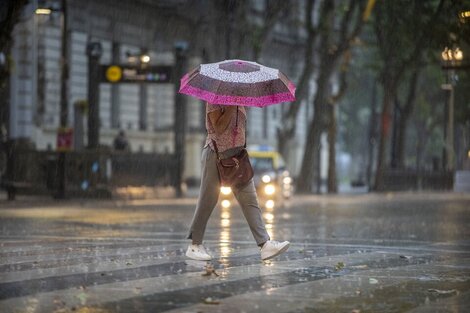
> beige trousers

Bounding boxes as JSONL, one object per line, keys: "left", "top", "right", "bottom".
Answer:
{"left": 187, "top": 146, "right": 270, "bottom": 246}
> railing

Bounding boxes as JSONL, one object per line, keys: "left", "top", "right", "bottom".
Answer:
{"left": 382, "top": 169, "right": 454, "bottom": 191}
{"left": 2, "top": 149, "right": 177, "bottom": 199}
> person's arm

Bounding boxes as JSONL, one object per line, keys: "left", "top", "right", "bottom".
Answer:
{"left": 208, "top": 105, "right": 237, "bottom": 135}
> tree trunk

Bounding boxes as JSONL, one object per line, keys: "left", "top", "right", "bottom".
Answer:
{"left": 296, "top": 112, "right": 324, "bottom": 193}
{"left": 277, "top": 125, "right": 295, "bottom": 163}
{"left": 390, "top": 96, "right": 400, "bottom": 168}
{"left": 327, "top": 103, "right": 337, "bottom": 193}
{"left": 277, "top": 0, "right": 316, "bottom": 161}
{"left": 374, "top": 79, "right": 396, "bottom": 191}
{"left": 366, "top": 81, "right": 378, "bottom": 188}
{"left": 296, "top": 68, "right": 331, "bottom": 193}
{"left": 396, "top": 68, "right": 420, "bottom": 168}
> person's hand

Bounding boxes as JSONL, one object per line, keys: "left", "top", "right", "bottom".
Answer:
{"left": 209, "top": 105, "right": 238, "bottom": 135}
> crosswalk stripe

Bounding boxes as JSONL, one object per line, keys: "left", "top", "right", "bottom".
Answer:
{"left": 0, "top": 250, "right": 433, "bottom": 312}
{"left": 0, "top": 245, "right": 266, "bottom": 283}
{"left": 161, "top": 258, "right": 470, "bottom": 313}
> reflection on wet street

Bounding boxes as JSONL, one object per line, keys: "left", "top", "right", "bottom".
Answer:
{"left": 0, "top": 192, "right": 469, "bottom": 312}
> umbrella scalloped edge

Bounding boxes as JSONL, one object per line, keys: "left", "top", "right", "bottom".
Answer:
{"left": 179, "top": 84, "right": 295, "bottom": 107}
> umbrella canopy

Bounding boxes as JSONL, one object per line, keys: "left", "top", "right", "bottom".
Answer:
{"left": 179, "top": 59, "right": 296, "bottom": 107}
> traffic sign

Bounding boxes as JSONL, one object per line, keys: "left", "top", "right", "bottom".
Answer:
{"left": 105, "top": 65, "right": 122, "bottom": 82}
{"left": 57, "top": 127, "right": 73, "bottom": 152}
{"left": 101, "top": 65, "right": 172, "bottom": 83}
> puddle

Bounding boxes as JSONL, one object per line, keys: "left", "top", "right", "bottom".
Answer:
{"left": 303, "top": 276, "right": 470, "bottom": 313}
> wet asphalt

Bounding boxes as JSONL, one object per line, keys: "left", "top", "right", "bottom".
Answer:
{"left": 0, "top": 192, "right": 469, "bottom": 312}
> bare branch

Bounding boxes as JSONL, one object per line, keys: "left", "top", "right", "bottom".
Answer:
{"left": 282, "top": 0, "right": 318, "bottom": 120}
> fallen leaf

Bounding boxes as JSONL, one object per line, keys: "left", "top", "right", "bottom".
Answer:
{"left": 427, "top": 289, "right": 458, "bottom": 295}
{"left": 202, "top": 264, "right": 220, "bottom": 277}
{"left": 335, "top": 262, "right": 345, "bottom": 271}
{"left": 76, "top": 292, "right": 88, "bottom": 305}
{"left": 369, "top": 278, "right": 379, "bottom": 284}
{"left": 203, "top": 297, "right": 220, "bottom": 305}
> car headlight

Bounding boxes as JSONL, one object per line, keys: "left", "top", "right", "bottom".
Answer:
{"left": 220, "top": 186, "right": 232, "bottom": 195}
{"left": 261, "top": 175, "right": 271, "bottom": 183}
{"left": 264, "top": 184, "right": 275, "bottom": 195}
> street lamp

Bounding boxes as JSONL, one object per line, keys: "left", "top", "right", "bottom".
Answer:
{"left": 140, "top": 54, "right": 150, "bottom": 64}
{"left": 35, "top": 8, "right": 52, "bottom": 15}
{"left": 441, "top": 47, "right": 463, "bottom": 63}
{"left": 459, "top": 10, "right": 470, "bottom": 23}
{"left": 125, "top": 51, "right": 150, "bottom": 65}
{"left": 441, "top": 46, "right": 463, "bottom": 172}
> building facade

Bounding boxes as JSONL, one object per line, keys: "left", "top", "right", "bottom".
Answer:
{"left": 9, "top": 0, "right": 313, "bottom": 182}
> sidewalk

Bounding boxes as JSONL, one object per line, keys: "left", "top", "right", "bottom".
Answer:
{"left": 1, "top": 189, "right": 469, "bottom": 210}
{"left": 0, "top": 187, "right": 469, "bottom": 312}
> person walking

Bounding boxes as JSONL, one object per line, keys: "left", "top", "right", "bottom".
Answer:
{"left": 186, "top": 103, "right": 290, "bottom": 261}
{"left": 113, "top": 130, "right": 130, "bottom": 151}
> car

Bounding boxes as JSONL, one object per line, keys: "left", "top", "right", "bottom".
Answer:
{"left": 218, "top": 145, "right": 293, "bottom": 210}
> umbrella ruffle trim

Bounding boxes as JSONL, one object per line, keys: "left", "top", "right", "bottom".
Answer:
{"left": 179, "top": 85, "right": 295, "bottom": 107}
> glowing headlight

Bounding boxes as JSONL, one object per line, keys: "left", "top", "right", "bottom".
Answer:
{"left": 221, "top": 200, "right": 231, "bottom": 208}
{"left": 262, "top": 175, "right": 271, "bottom": 183}
{"left": 220, "top": 186, "right": 232, "bottom": 195}
{"left": 264, "top": 184, "right": 275, "bottom": 195}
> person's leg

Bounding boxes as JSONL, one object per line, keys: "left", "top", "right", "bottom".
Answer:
{"left": 232, "top": 180, "right": 270, "bottom": 246}
{"left": 187, "top": 147, "right": 220, "bottom": 245}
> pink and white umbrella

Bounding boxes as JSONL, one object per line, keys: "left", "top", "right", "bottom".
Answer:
{"left": 179, "top": 59, "right": 296, "bottom": 107}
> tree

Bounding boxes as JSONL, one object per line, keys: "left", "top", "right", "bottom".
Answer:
{"left": 295, "top": 0, "right": 368, "bottom": 193}
{"left": 0, "top": 0, "right": 29, "bottom": 144}
{"left": 277, "top": 0, "right": 318, "bottom": 160}
{"left": 372, "top": 0, "right": 445, "bottom": 190}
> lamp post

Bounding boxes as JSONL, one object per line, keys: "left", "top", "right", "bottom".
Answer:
{"left": 86, "top": 42, "right": 103, "bottom": 149}
{"left": 173, "top": 41, "right": 188, "bottom": 197}
{"left": 441, "top": 47, "right": 463, "bottom": 172}
{"left": 126, "top": 50, "right": 151, "bottom": 131}
{"left": 56, "top": 0, "right": 69, "bottom": 198}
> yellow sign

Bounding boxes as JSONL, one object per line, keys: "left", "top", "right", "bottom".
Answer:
{"left": 106, "top": 65, "right": 122, "bottom": 82}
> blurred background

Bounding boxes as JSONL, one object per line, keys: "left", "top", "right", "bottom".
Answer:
{"left": 0, "top": 0, "right": 469, "bottom": 200}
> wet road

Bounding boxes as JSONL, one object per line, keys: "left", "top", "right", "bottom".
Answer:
{"left": 0, "top": 192, "right": 469, "bottom": 312}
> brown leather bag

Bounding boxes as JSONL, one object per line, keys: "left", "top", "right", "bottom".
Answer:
{"left": 212, "top": 140, "right": 254, "bottom": 188}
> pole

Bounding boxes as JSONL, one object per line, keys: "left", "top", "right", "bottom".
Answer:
{"left": 442, "top": 69, "right": 455, "bottom": 172}
{"left": 56, "top": 0, "right": 68, "bottom": 199}
{"left": 173, "top": 41, "right": 188, "bottom": 197}
{"left": 447, "top": 70, "right": 455, "bottom": 171}
{"left": 225, "top": 0, "right": 236, "bottom": 59}
{"left": 366, "top": 81, "right": 377, "bottom": 188}
{"left": 86, "top": 42, "right": 102, "bottom": 149}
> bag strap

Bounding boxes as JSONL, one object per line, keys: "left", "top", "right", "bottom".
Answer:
{"left": 211, "top": 138, "right": 220, "bottom": 156}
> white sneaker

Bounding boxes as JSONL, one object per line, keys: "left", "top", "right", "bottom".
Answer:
{"left": 186, "top": 244, "right": 212, "bottom": 261}
{"left": 260, "top": 240, "right": 290, "bottom": 260}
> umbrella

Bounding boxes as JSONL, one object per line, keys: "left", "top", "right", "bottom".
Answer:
{"left": 179, "top": 59, "right": 296, "bottom": 107}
